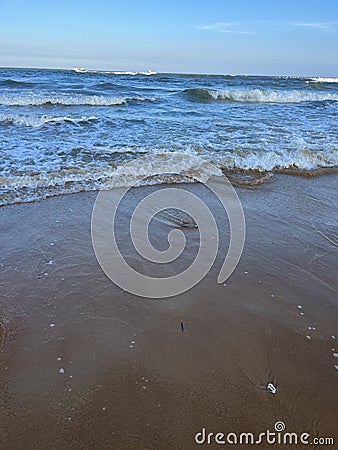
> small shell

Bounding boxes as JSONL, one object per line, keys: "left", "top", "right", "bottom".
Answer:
{"left": 266, "top": 382, "right": 277, "bottom": 394}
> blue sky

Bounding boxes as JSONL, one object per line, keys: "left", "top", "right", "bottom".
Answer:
{"left": 1, "top": 0, "right": 338, "bottom": 75}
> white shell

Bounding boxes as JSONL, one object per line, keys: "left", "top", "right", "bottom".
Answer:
{"left": 267, "top": 382, "right": 277, "bottom": 394}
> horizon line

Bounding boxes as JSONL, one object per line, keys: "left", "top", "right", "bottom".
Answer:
{"left": 0, "top": 65, "right": 336, "bottom": 78}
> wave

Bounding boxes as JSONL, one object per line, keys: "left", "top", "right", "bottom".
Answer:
{"left": 72, "top": 68, "right": 157, "bottom": 75}
{"left": 109, "top": 70, "right": 157, "bottom": 76}
{"left": 0, "top": 114, "right": 98, "bottom": 127}
{"left": 0, "top": 154, "right": 222, "bottom": 206}
{"left": 183, "top": 88, "right": 338, "bottom": 103}
{"left": 215, "top": 148, "right": 338, "bottom": 172}
{"left": 72, "top": 68, "right": 87, "bottom": 73}
{"left": 0, "top": 94, "right": 157, "bottom": 107}
{"left": 1, "top": 148, "right": 337, "bottom": 206}
{"left": 91, "top": 82, "right": 127, "bottom": 90}
{"left": 308, "top": 77, "right": 338, "bottom": 83}
{"left": 0, "top": 79, "right": 36, "bottom": 87}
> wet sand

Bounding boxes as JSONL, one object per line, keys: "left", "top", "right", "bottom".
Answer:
{"left": 0, "top": 174, "right": 337, "bottom": 449}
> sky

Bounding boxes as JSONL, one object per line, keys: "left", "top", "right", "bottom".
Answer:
{"left": 1, "top": 0, "right": 338, "bottom": 76}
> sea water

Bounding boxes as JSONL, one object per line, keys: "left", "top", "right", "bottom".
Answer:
{"left": 0, "top": 68, "right": 337, "bottom": 205}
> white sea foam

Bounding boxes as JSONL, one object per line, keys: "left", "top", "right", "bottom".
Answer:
{"left": 0, "top": 154, "right": 218, "bottom": 205}
{"left": 0, "top": 94, "right": 156, "bottom": 107}
{"left": 209, "top": 88, "right": 338, "bottom": 103}
{"left": 1, "top": 147, "right": 337, "bottom": 206}
{"left": 308, "top": 77, "right": 338, "bottom": 83}
{"left": 0, "top": 114, "right": 98, "bottom": 127}
{"left": 72, "top": 68, "right": 87, "bottom": 73}
{"left": 215, "top": 148, "right": 338, "bottom": 172}
{"left": 72, "top": 68, "right": 157, "bottom": 76}
{"left": 185, "top": 88, "right": 338, "bottom": 103}
{"left": 108, "top": 70, "right": 157, "bottom": 76}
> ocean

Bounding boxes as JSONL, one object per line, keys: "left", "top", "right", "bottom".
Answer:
{"left": 0, "top": 67, "right": 337, "bottom": 205}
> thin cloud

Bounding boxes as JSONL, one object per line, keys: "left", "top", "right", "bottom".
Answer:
{"left": 198, "top": 22, "right": 237, "bottom": 31}
{"left": 198, "top": 20, "right": 338, "bottom": 34}
{"left": 294, "top": 21, "right": 338, "bottom": 30}
{"left": 197, "top": 22, "right": 255, "bottom": 34}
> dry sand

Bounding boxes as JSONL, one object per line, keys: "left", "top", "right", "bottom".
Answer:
{"left": 0, "top": 174, "right": 337, "bottom": 449}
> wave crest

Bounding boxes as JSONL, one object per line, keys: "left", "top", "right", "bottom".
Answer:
{"left": 308, "top": 77, "right": 338, "bottom": 83}
{"left": 72, "top": 68, "right": 157, "bottom": 75}
{"left": 0, "top": 79, "right": 35, "bottom": 87}
{"left": 0, "top": 94, "right": 157, "bottom": 107}
{"left": 183, "top": 88, "right": 338, "bottom": 103}
{"left": 1, "top": 147, "right": 337, "bottom": 206}
{"left": 0, "top": 114, "right": 98, "bottom": 127}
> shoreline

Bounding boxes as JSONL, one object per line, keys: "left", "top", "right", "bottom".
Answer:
{"left": 1, "top": 167, "right": 338, "bottom": 208}
{"left": 1, "top": 174, "right": 337, "bottom": 448}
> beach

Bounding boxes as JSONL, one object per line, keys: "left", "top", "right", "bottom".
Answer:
{"left": 2, "top": 2, "right": 338, "bottom": 447}
{"left": 1, "top": 174, "right": 337, "bottom": 449}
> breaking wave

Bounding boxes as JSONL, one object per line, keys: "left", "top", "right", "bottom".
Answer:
{"left": 0, "top": 94, "right": 157, "bottom": 107}
{"left": 183, "top": 88, "right": 338, "bottom": 103}
{"left": 0, "top": 114, "right": 98, "bottom": 127}
{"left": 215, "top": 148, "right": 338, "bottom": 172}
{"left": 72, "top": 68, "right": 157, "bottom": 75}
{"left": 308, "top": 77, "right": 338, "bottom": 83}
{"left": 1, "top": 148, "right": 337, "bottom": 206}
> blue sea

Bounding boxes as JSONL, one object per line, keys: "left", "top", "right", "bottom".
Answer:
{"left": 0, "top": 68, "right": 337, "bottom": 205}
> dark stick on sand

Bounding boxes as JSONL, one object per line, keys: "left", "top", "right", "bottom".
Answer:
{"left": 180, "top": 322, "right": 184, "bottom": 332}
